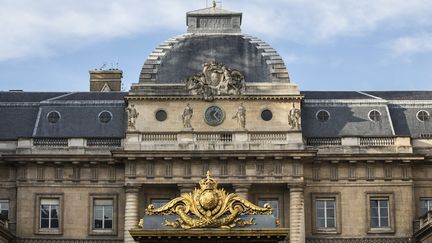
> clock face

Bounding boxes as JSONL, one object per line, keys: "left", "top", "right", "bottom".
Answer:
{"left": 204, "top": 106, "right": 225, "bottom": 126}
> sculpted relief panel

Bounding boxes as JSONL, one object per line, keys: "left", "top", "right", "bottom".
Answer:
{"left": 185, "top": 62, "right": 245, "bottom": 101}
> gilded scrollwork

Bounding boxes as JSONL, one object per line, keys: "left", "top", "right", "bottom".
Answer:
{"left": 185, "top": 62, "right": 245, "bottom": 101}
{"left": 145, "top": 171, "right": 272, "bottom": 229}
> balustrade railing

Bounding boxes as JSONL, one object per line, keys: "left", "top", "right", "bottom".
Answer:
{"left": 33, "top": 138, "right": 68, "bottom": 147}
{"left": 142, "top": 133, "right": 177, "bottom": 142}
{"left": 306, "top": 137, "right": 341, "bottom": 146}
{"left": 196, "top": 133, "right": 233, "bottom": 143}
{"left": 360, "top": 137, "right": 395, "bottom": 146}
{"left": 249, "top": 133, "right": 287, "bottom": 142}
{"left": 86, "top": 138, "right": 121, "bottom": 147}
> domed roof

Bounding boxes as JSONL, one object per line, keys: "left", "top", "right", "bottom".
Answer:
{"left": 138, "top": 5, "right": 290, "bottom": 85}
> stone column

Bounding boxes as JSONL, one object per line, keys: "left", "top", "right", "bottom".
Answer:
{"left": 233, "top": 183, "right": 251, "bottom": 200}
{"left": 289, "top": 186, "right": 305, "bottom": 243}
{"left": 124, "top": 186, "right": 139, "bottom": 243}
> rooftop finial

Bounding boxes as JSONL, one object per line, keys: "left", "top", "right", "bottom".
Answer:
{"left": 212, "top": 0, "right": 216, "bottom": 8}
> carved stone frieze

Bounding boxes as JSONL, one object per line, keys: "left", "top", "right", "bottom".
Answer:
{"left": 306, "top": 238, "right": 411, "bottom": 243}
{"left": 185, "top": 62, "right": 245, "bottom": 101}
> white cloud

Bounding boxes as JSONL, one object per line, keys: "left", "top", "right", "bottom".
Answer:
{"left": 388, "top": 34, "right": 432, "bottom": 56}
{"left": 1, "top": 0, "right": 432, "bottom": 61}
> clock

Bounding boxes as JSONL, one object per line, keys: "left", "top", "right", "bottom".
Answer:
{"left": 204, "top": 106, "right": 225, "bottom": 126}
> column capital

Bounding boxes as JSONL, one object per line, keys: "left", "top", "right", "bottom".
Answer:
{"left": 287, "top": 182, "right": 305, "bottom": 191}
{"left": 125, "top": 184, "right": 141, "bottom": 193}
{"left": 232, "top": 183, "right": 252, "bottom": 190}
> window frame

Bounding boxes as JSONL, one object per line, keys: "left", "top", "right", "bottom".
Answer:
{"left": 34, "top": 194, "right": 63, "bottom": 235}
{"left": 419, "top": 197, "right": 432, "bottom": 217}
{"left": 255, "top": 194, "right": 284, "bottom": 226}
{"left": 366, "top": 193, "right": 395, "bottom": 234}
{"left": 89, "top": 194, "right": 118, "bottom": 236}
{"left": 316, "top": 110, "right": 330, "bottom": 123}
{"left": 311, "top": 193, "right": 341, "bottom": 234}
{"left": 0, "top": 199, "right": 9, "bottom": 221}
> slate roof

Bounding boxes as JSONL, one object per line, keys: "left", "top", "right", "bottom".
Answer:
{"left": 0, "top": 92, "right": 127, "bottom": 140}
{"left": 363, "top": 91, "right": 432, "bottom": 100}
{"left": 301, "top": 91, "right": 373, "bottom": 100}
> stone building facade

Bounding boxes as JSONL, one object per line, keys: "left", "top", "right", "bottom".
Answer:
{"left": 1, "top": 4, "right": 432, "bottom": 243}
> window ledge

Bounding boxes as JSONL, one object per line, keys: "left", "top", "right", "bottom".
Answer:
{"left": 368, "top": 227, "right": 394, "bottom": 234}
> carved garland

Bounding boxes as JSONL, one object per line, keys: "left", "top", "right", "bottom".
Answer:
{"left": 145, "top": 171, "right": 272, "bottom": 229}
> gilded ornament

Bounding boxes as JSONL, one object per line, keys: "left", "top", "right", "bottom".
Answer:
{"left": 145, "top": 171, "right": 272, "bottom": 229}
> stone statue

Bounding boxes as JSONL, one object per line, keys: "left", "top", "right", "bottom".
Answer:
{"left": 185, "top": 62, "right": 245, "bottom": 101}
{"left": 288, "top": 103, "right": 301, "bottom": 130}
{"left": 182, "top": 103, "right": 193, "bottom": 129}
{"left": 232, "top": 103, "right": 246, "bottom": 129}
{"left": 126, "top": 104, "right": 139, "bottom": 130}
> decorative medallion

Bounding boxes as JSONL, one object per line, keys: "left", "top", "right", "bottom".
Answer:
{"left": 204, "top": 106, "right": 225, "bottom": 126}
{"left": 184, "top": 62, "right": 245, "bottom": 101}
{"left": 145, "top": 171, "right": 272, "bottom": 229}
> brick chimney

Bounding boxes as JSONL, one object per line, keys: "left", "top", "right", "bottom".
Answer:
{"left": 89, "top": 69, "right": 123, "bottom": 92}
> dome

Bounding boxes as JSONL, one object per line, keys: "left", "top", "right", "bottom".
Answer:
{"left": 138, "top": 5, "right": 290, "bottom": 85}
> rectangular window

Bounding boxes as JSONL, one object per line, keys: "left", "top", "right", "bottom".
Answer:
{"left": 258, "top": 199, "right": 279, "bottom": 219}
{"left": 0, "top": 200, "right": 9, "bottom": 220}
{"left": 370, "top": 198, "right": 389, "bottom": 228}
{"left": 94, "top": 199, "right": 113, "bottom": 229}
{"left": 150, "top": 199, "right": 170, "bottom": 209}
{"left": 40, "top": 199, "right": 59, "bottom": 229}
{"left": 420, "top": 198, "right": 432, "bottom": 216}
{"left": 316, "top": 199, "right": 336, "bottom": 229}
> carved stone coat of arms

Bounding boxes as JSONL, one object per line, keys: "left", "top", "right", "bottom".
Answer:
{"left": 184, "top": 62, "right": 245, "bottom": 101}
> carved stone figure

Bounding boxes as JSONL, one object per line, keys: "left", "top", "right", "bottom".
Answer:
{"left": 232, "top": 103, "right": 246, "bottom": 129}
{"left": 182, "top": 103, "right": 193, "bottom": 129}
{"left": 126, "top": 104, "right": 139, "bottom": 130}
{"left": 185, "top": 62, "right": 245, "bottom": 101}
{"left": 288, "top": 103, "right": 301, "bottom": 130}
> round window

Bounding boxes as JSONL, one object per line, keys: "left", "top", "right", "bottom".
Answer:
{"left": 155, "top": 110, "right": 167, "bottom": 122}
{"left": 47, "top": 111, "right": 61, "bottom": 124}
{"left": 261, "top": 109, "right": 273, "bottom": 121}
{"left": 368, "top": 110, "right": 381, "bottom": 122}
{"left": 99, "top": 111, "right": 112, "bottom": 123}
{"left": 417, "top": 110, "right": 430, "bottom": 122}
{"left": 316, "top": 110, "right": 330, "bottom": 122}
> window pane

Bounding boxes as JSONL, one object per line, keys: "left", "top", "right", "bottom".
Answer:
{"left": 105, "top": 206, "right": 113, "bottom": 219}
{"left": 51, "top": 219, "right": 59, "bottom": 228}
{"left": 41, "top": 205, "right": 50, "bottom": 219}
{"left": 327, "top": 208, "right": 335, "bottom": 218}
{"left": 327, "top": 218, "right": 335, "bottom": 228}
{"left": 94, "top": 207, "right": 103, "bottom": 220}
{"left": 316, "top": 208, "right": 325, "bottom": 218}
{"left": 41, "top": 218, "right": 49, "bottom": 228}
{"left": 94, "top": 219, "right": 103, "bottom": 228}
{"left": 371, "top": 217, "right": 379, "bottom": 228}
{"left": 316, "top": 218, "right": 325, "bottom": 228}
{"left": 104, "top": 219, "right": 112, "bottom": 229}
{"left": 370, "top": 200, "right": 378, "bottom": 208}
{"left": 381, "top": 217, "right": 389, "bottom": 227}
{"left": 381, "top": 207, "right": 388, "bottom": 217}
{"left": 316, "top": 200, "right": 325, "bottom": 209}
{"left": 379, "top": 200, "right": 388, "bottom": 208}
{"left": 51, "top": 206, "right": 59, "bottom": 219}
{"left": 371, "top": 207, "right": 378, "bottom": 217}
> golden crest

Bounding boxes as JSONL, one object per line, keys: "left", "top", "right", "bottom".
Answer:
{"left": 145, "top": 171, "right": 272, "bottom": 229}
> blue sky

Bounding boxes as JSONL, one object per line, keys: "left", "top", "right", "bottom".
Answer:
{"left": 1, "top": 0, "right": 432, "bottom": 92}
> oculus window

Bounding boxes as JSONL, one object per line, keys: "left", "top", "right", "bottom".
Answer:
{"left": 417, "top": 110, "right": 430, "bottom": 122}
{"left": 47, "top": 111, "right": 61, "bottom": 124}
{"left": 316, "top": 110, "right": 330, "bottom": 123}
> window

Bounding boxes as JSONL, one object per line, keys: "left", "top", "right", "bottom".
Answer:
{"left": 368, "top": 110, "right": 381, "bottom": 122}
{"left": 258, "top": 199, "right": 279, "bottom": 219}
{"left": 94, "top": 199, "right": 113, "bottom": 229}
{"left": 316, "top": 199, "right": 336, "bottom": 229}
{"left": 316, "top": 110, "right": 330, "bottom": 122}
{"left": 312, "top": 193, "right": 341, "bottom": 234}
{"left": 150, "top": 199, "right": 170, "bottom": 209}
{"left": 261, "top": 109, "right": 273, "bottom": 121}
{"left": 47, "top": 111, "right": 61, "bottom": 124}
{"left": 420, "top": 198, "right": 432, "bottom": 216}
{"left": 98, "top": 111, "right": 112, "bottom": 123}
{"left": 89, "top": 194, "right": 117, "bottom": 235}
{"left": 417, "top": 110, "right": 430, "bottom": 122}
{"left": 40, "top": 199, "right": 59, "bottom": 229}
{"left": 0, "top": 200, "right": 9, "bottom": 220}
{"left": 370, "top": 199, "right": 389, "bottom": 228}
{"left": 367, "top": 193, "right": 394, "bottom": 233}
{"left": 35, "top": 194, "right": 63, "bottom": 234}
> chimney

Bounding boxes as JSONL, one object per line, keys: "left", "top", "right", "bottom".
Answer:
{"left": 89, "top": 69, "right": 123, "bottom": 92}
